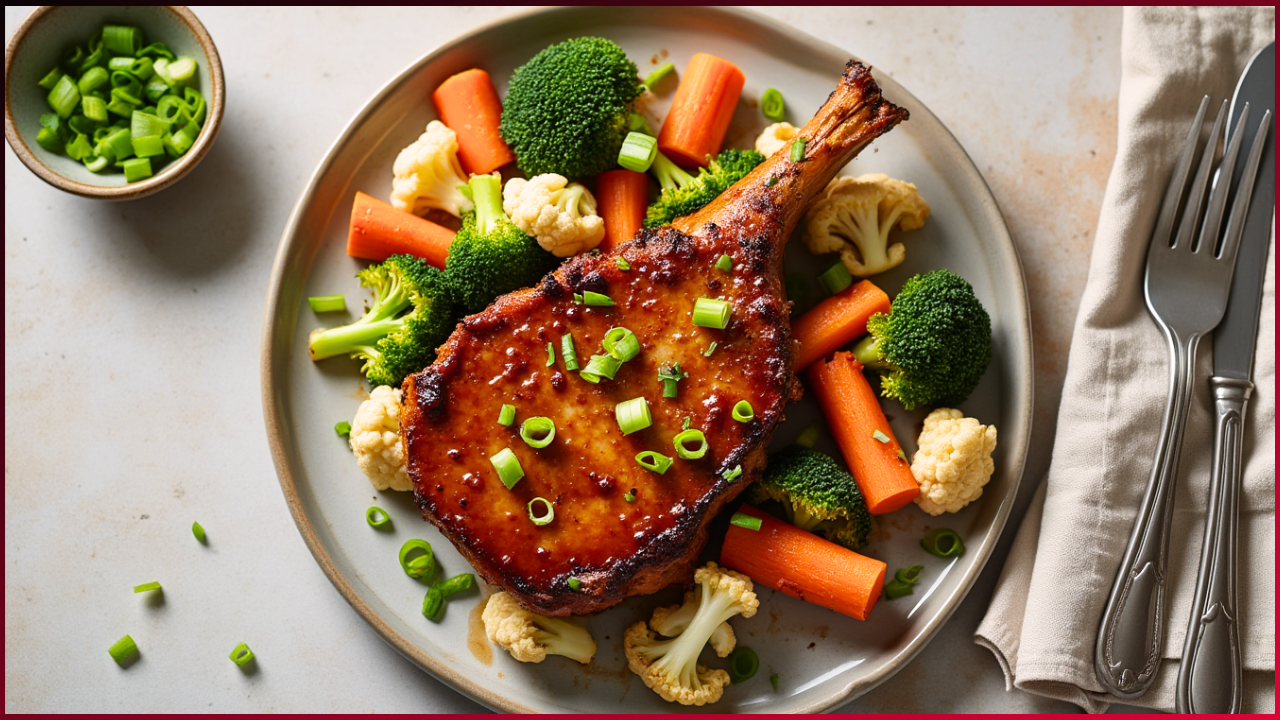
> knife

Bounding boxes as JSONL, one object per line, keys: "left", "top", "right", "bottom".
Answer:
{"left": 1175, "top": 41, "right": 1274, "bottom": 715}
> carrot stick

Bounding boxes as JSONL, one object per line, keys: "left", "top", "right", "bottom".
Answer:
{"left": 656, "top": 53, "right": 745, "bottom": 168}
{"left": 720, "top": 505, "right": 886, "bottom": 621}
{"left": 791, "top": 279, "right": 891, "bottom": 371}
{"left": 431, "top": 69, "right": 515, "bottom": 175}
{"left": 807, "top": 352, "right": 919, "bottom": 514}
{"left": 347, "top": 191, "right": 455, "bottom": 268}
{"left": 595, "top": 169, "right": 649, "bottom": 252}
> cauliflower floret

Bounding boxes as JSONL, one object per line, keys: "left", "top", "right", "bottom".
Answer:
{"left": 624, "top": 562, "right": 758, "bottom": 706}
{"left": 348, "top": 385, "right": 411, "bottom": 492}
{"left": 481, "top": 591, "right": 596, "bottom": 664}
{"left": 391, "top": 120, "right": 474, "bottom": 218}
{"left": 754, "top": 122, "right": 798, "bottom": 158}
{"left": 502, "top": 174, "right": 605, "bottom": 257}
{"left": 649, "top": 588, "right": 736, "bottom": 657}
{"left": 802, "top": 173, "right": 930, "bottom": 277}
{"left": 911, "top": 408, "right": 998, "bottom": 515}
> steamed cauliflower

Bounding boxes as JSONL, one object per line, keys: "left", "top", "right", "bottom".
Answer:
{"left": 911, "top": 408, "right": 998, "bottom": 515}
{"left": 391, "top": 120, "right": 474, "bottom": 218}
{"left": 349, "top": 385, "right": 411, "bottom": 492}
{"left": 802, "top": 173, "right": 930, "bottom": 277}
{"left": 482, "top": 591, "right": 596, "bottom": 664}
{"left": 754, "top": 122, "right": 798, "bottom": 158}
{"left": 502, "top": 174, "right": 605, "bottom": 257}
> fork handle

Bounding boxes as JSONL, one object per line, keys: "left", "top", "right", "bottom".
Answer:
{"left": 1175, "top": 376, "right": 1249, "bottom": 713}
{"left": 1095, "top": 330, "right": 1201, "bottom": 699}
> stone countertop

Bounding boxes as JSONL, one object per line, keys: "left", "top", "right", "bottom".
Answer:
{"left": 3, "top": 6, "right": 1120, "bottom": 712}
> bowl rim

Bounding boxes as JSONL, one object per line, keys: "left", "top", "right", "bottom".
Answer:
{"left": 3, "top": 5, "right": 226, "bottom": 201}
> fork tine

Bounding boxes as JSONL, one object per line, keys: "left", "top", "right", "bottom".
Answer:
{"left": 1176, "top": 100, "right": 1228, "bottom": 252}
{"left": 1198, "top": 104, "right": 1249, "bottom": 255}
{"left": 1152, "top": 96, "right": 1211, "bottom": 250}
{"left": 1217, "top": 109, "right": 1272, "bottom": 263}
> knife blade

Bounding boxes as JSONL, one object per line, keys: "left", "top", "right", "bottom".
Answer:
{"left": 1176, "top": 41, "right": 1273, "bottom": 715}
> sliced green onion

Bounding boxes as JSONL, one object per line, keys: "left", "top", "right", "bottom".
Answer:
{"left": 191, "top": 521, "right": 206, "bottom": 544}
{"left": 440, "top": 573, "right": 475, "bottom": 598}
{"left": 884, "top": 565, "right": 924, "bottom": 600}
{"left": 872, "top": 429, "right": 891, "bottom": 444}
{"left": 527, "top": 497, "right": 555, "bottom": 526}
{"left": 48, "top": 75, "right": 81, "bottom": 119}
{"left": 60, "top": 46, "right": 85, "bottom": 75}
{"left": 228, "top": 642, "right": 255, "bottom": 667}
{"left": 636, "top": 451, "right": 673, "bottom": 474}
{"left": 308, "top": 294, "right": 346, "bottom": 313}
{"left": 732, "top": 400, "right": 755, "bottom": 423}
{"left": 794, "top": 423, "right": 820, "bottom": 448}
{"left": 703, "top": 341, "right": 718, "bottom": 357}
{"left": 520, "top": 417, "right": 556, "bottom": 449}
{"left": 106, "top": 96, "right": 137, "bottom": 119}
{"left": 568, "top": 577, "right": 582, "bottom": 591}
{"left": 83, "top": 154, "right": 110, "bottom": 173}
{"left": 166, "top": 57, "right": 197, "bottom": 83}
{"left": 334, "top": 421, "right": 351, "bottom": 437}
{"left": 729, "top": 646, "right": 759, "bottom": 682}
{"left": 182, "top": 87, "right": 207, "bottom": 124}
{"left": 573, "top": 292, "right": 583, "bottom": 304}
{"left": 819, "top": 261, "right": 853, "bottom": 295}
{"left": 673, "top": 429, "right": 708, "bottom": 459}
{"left": 722, "top": 464, "right": 743, "bottom": 483}
{"left": 790, "top": 137, "right": 807, "bottom": 163}
{"left": 167, "top": 127, "right": 196, "bottom": 156}
{"left": 643, "top": 62, "right": 675, "bottom": 88}
{"left": 102, "top": 128, "right": 134, "bottom": 160}
{"left": 138, "top": 42, "right": 175, "bottom": 61}
{"left": 543, "top": 341, "right": 555, "bottom": 367}
{"left": 682, "top": 416, "right": 692, "bottom": 430}
{"left": 398, "top": 539, "right": 435, "bottom": 580}
{"left": 64, "top": 133, "right": 91, "bottom": 161}
{"left": 624, "top": 489, "right": 637, "bottom": 502}
{"left": 658, "top": 363, "right": 687, "bottom": 398}
{"left": 616, "top": 397, "right": 652, "bottom": 435}
{"left": 771, "top": 673, "right": 780, "bottom": 691}
{"left": 366, "top": 506, "right": 391, "bottom": 529}
{"left": 38, "top": 67, "right": 64, "bottom": 91}
{"left": 490, "top": 448, "right": 524, "bottom": 489}
{"left": 583, "top": 291, "right": 614, "bottom": 307}
{"left": 603, "top": 327, "right": 641, "bottom": 362}
{"left": 108, "top": 634, "right": 138, "bottom": 665}
{"left": 129, "top": 57, "right": 155, "bottom": 81}
{"left": 144, "top": 79, "right": 169, "bottom": 103}
{"left": 580, "top": 353, "right": 623, "bottom": 383}
{"left": 156, "top": 94, "right": 184, "bottom": 124}
{"left": 78, "top": 66, "right": 109, "bottom": 94}
{"left": 107, "top": 57, "right": 136, "bottom": 73}
{"left": 121, "top": 157, "right": 152, "bottom": 182}
{"left": 765, "top": 175, "right": 778, "bottom": 188}
{"left": 497, "top": 404, "right": 516, "bottom": 427}
{"left": 130, "top": 110, "right": 169, "bottom": 139}
{"left": 618, "top": 131, "right": 658, "bottom": 172}
{"left": 102, "top": 25, "right": 143, "bottom": 56}
{"left": 715, "top": 254, "right": 733, "bottom": 272}
{"left": 36, "top": 127, "right": 62, "bottom": 153}
{"left": 616, "top": 257, "right": 631, "bottom": 271}
{"left": 692, "top": 297, "right": 731, "bottom": 329}
{"left": 560, "top": 334, "right": 579, "bottom": 372}
{"left": 422, "top": 582, "right": 445, "bottom": 621}
{"left": 133, "top": 581, "right": 162, "bottom": 594}
{"left": 730, "top": 512, "right": 762, "bottom": 531}
{"left": 921, "top": 528, "right": 965, "bottom": 558}
{"left": 761, "top": 88, "right": 785, "bottom": 122}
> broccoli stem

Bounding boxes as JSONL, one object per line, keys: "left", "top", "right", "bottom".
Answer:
{"left": 649, "top": 151, "right": 695, "bottom": 192}
{"left": 309, "top": 272, "right": 411, "bottom": 360}
{"left": 852, "top": 335, "right": 891, "bottom": 369}
{"left": 790, "top": 502, "right": 826, "bottom": 533}
{"left": 470, "top": 173, "right": 505, "bottom": 236}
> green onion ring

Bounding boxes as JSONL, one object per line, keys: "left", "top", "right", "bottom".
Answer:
{"left": 618, "top": 131, "right": 658, "bottom": 172}
{"left": 398, "top": 539, "right": 436, "bottom": 580}
{"left": 603, "top": 326, "right": 641, "bottom": 362}
{"left": 497, "top": 404, "right": 516, "bottom": 427}
{"left": 580, "top": 353, "right": 623, "bottom": 383}
{"left": 366, "top": 506, "right": 391, "bottom": 529}
{"left": 527, "top": 497, "right": 555, "bottom": 526}
{"left": 761, "top": 88, "right": 785, "bottom": 122}
{"left": 615, "top": 397, "right": 652, "bottom": 435}
{"left": 229, "top": 642, "right": 255, "bottom": 667}
{"left": 673, "top": 428, "right": 708, "bottom": 459}
{"left": 921, "top": 528, "right": 965, "bottom": 557}
{"left": 520, "top": 417, "right": 556, "bottom": 449}
{"left": 108, "top": 634, "right": 138, "bottom": 665}
{"left": 732, "top": 400, "right": 755, "bottom": 423}
{"left": 490, "top": 448, "right": 524, "bottom": 490}
{"left": 692, "top": 297, "right": 731, "bottom": 329}
{"left": 729, "top": 646, "right": 759, "bottom": 682}
{"left": 635, "top": 451, "right": 673, "bottom": 474}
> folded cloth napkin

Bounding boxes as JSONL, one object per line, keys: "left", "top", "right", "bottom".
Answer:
{"left": 974, "top": 6, "right": 1275, "bottom": 713}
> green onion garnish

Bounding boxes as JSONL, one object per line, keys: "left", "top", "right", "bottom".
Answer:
{"left": 603, "top": 327, "right": 641, "bottom": 362}
{"left": 422, "top": 583, "right": 444, "bottom": 621}
{"left": 616, "top": 257, "right": 631, "bottom": 271}
{"left": 583, "top": 291, "right": 614, "bottom": 307}
{"left": 819, "top": 261, "right": 853, "bottom": 295}
{"left": 520, "top": 417, "right": 556, "bottom": 449}
{"left": 771, "top": 673, "right": 780, "bottom": 691}
{"left": 794, "top": 423, "right": 820, "bottom": 448}
{"left": 527, "top": 497, "right": 555, "bottom": 526}
{"left": 131, "top": 134, "right": 165, "bottom": 159}
{"left": 897, "top": 448, "right": 908, "bottom": 462}
{"left": 884, "top": 565, "right": 924, "bottom": 600}
{"left": 658, "top": 363, "right": 687, "bottom": 398}
{"left": 229, "top": 642, "right": 255, "bottom": 668}
{"left": 732, "top": 400, "right": 755, "bottom": 423}
{"left": 77, "top": 66, "right": 108, "bottom": 93}
{"left": 921, "top": 528, "right": 965, "bottom": 558}
{"left": 636, "top": 451, "right": 673, "bottom": 474}
{"left": 765, "top": 175, "right": 777, "bottom": 188}
{"left": 673, "top": 429, "right": 708, "bottom": 459}
{"left": 624, "top": 489, "right": 637, "bottom": 502}
{"left": 615, "top": 397, "right": 652, "bottom": 435}
{"left": 334, "top": 421, "right": 351, "bottom": 437}
{"left": 497, "top": 404, "right": 516, "bottom": 427}
{"left": 703, "top": 341, "right": 718, "bottom": 357}
{"left": 38, "top": 67, "right": 64, "bottom": 91}
{"left": 729, "top": 646, "right": 759, "bottom": 683}
{"left": 722, "top": 465, "right": 743, "bottom": 483}
{"left": 580, "top": 353, "right": 623, "bottom": 383}
{"left": 573, "top": 292, "right": 584, "bottom": 304}
{"left": 102, "top": 25, "right": 143, "bottom": 55}
{"left": 790, "top": 137, "right": 807, "bottom": 163}
{"left": 308, "top": 294, "right": 346, "bottom": 313}
{"left": 568, "top": 577, "right": 582, "bottom": 591}
{"left": 366, "top": 506, "right": 391, "bottom": 529}
{"left": 398, "top": 539, "right": 436, "bottom": 580}
{"left": 545, "top": 341, "right": 555, "bottom": 367}
{"left": 692, "top": 297, "right": 731, "bottom": 329}
{"left": 490, "top": 448, "right": 524, "bottom": 490}
{"left": 618, "top": 131, "right": 658, "bottom": 172}
{"left": 440, "top": 573, "right": 475, "bottom": 598}
{"left": 872, "top": 429, "right": 891, "bottom": 444}
{"left": 133, "top": 581, "right": 162, "bottom": 594}
{"left": 561, "top": 334, "right": 580, "bottom": 372}
{"left": 761, "top": 88, "right": 785, "bottom": 122}
{"left": 108, "top": 634, "right": 138, "bottom": 665}
{"left": 730, "top": 512, "right": 762, "bottom": 531}
{"left": 81, "top": 95, "right": 108, "bottom": 123}
{"left": 191, "top": 521, "right": 206, "bottom": 544}
{"left": 643, "top": 62, "right": 675, "bottom": 89}
{"left": 715, "top": 254, "right": 733, "bottom": 272}
{"left": 48, "top": 75, "right": 81, "bottom": 120}
{"left": 121, "top": 157, "right": 152, "bottom": 182}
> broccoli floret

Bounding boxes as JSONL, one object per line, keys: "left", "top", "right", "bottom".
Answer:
{"left": 852, "top": 269, "right": 992, "bottom": 410}
{"left": 751, "top": 445, "right": 872, "bottom": 550}
{"left": 499, "top": 37, "right": 643, "bottom": 178}
{"left": 444, "top": 173, "right": 559, "bottom": 314}
{"left": 308, "top": 254, "right": 454, "bottom": 388}
{"left": 643, "top": 148, "right": 766, "bottom": 228}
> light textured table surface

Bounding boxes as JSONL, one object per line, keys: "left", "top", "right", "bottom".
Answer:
{"left": 5, "top": 6, "right": 1122, "bottom": 713}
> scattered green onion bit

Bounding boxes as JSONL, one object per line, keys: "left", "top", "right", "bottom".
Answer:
{"left": 730, "top": 512, "right": 762, "bottom": 531}
{"left": 573, "top": 292, "right": 584, "bottom": 304}
{"left": 398, "top": 539, "right": 436, "bottom": 580}
{"left": 545, "top": 341, "right": 555, "bottom": 367}
{"left": 673, "top": 428, "right": 708, "bottom": 460}
{"left": 229, "top": 642, "right": 255, "bottom": 668}
{"left": 771, "top": 673, "right": 780, "bottom": 691}
{"left": 618, "top": 131, "right": 658, "bottom": 172}
{"left": 658, "top": 363, "right": 687, "bottom": 398}
{"left": 366, "top": 506, "right": 391, "bottom": 529}
{"left": 568, "top": 577, "right": 582, "bottom": 592}
{"left": 732, "top": 400, "right": 755, "bottom": 423}
{"left": 692, "top": 297, "right": 731, "bottom": 329}
{"left": 497, "top": 403, "right": 516, "bottom": 427}
{"left": 897, "top": 448, "right": 908, "bottom": 462}
{"left": 635, "top": 451, "right": 673, "bottom": 474}
{"left": 616, "top": 397, "right": 652, "bottom": 435}
{"left": 682, "top": 416, "right": 692, "bottom": 430}
{"left": 884, "top": 565, "right": 924, "bottom": 600}
{"left": 308, "top": 294, "right": 346, "bottom": 313}
{"left": 643, "top": 62, "right": 675, "bottom": 89}
{"left": 761, "top": 87, "right": 785, "bottom": 122}
{"left": 624, "top": 489, "right": 637, "bottom": 503}
{"left": 603, "top": 326, "right": 641, "bottom": 362}
{"left": 722, "top": 464, "right": 743, "bottom": 483}
{"left": 872, "top": 429, "right": 891, "bottom": 444}
{"left": 121, "top": 157, "right": 152, "bottom": 182}
{"left": 520, "top": 417, "right": 556, "bottom": 449}
{"left": 765, "top": 175, "right": 778, "bottom": 188}
{"left": 440, "top": 573, "right": 475, "bottom": 598}
{"left": 103, "top": 25, "right": 143, "bottom": 55}
{"left": 560, "top": 334, "right": 580, "bottom": 372}
{"left": 490, "top": 448, "right": 524, "bottom": 490}
{"left": 527, "top": 497, "right": 555, "bottom": 526}
{"left": 921, "top": 528, "right": 965, "bottom": 558}
{"left": 108, "top": 634, "right": 138, "bottom": 665}
{"left": 422, "top": 582, "right": 444, "bottom": 621}
{"left": 794, "top": 424, "right": 820, "bottom": 448}
{"left": 580, "top": 353, "right": 623, "bottom": 383}
{"left": 715, "top": 254, "right": 733, "bottom": 272}
{"left": 191, "top": 521, "right": 206, "bottom": 544}
{"left": 819, "top": 261, "right": 853, "bottom": 296}
{"left": 616, "top": 256, "right": 631, "bottom": 271}
{"left": 583, "top": 291, "right": 614, "bottom": 307}
{"left": 334, "top": 421, "right": 352, "bottom": 438}
{"left": 729, "top": 646, "right": 759, "bottom": 683}
{"left": 47, "top": 75, "right": 80, "bottom": 119}
{"left": 703, "top": 341, "right": 718, "bottom": 357}
{"left": 790, "top": 137, "right": 807, "bottom": 163}
{"left": 133, "top": 581, "right": 162, "bottom": 594}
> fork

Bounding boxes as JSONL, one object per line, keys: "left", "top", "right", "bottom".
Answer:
{"left": 1093, "top": 96, "right": 1254, "bottom": 700}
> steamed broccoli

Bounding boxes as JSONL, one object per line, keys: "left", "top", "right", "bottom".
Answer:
{"left": 852, "top": 269, "right": 992, "bottom": 410}
{"left": 751, "top": 445, "right": 872, "bottom": 550}
{"left": 444, "top": 173, "right": 559, "bottom": 314}
{"left": 643, "top": 148, "right": 766, "bottom": 228}
{"left": 308, "top": 254, "right": 454, "bottom": 388}
{"left": 499, "top": 37, "right": 643, "bottom": 178}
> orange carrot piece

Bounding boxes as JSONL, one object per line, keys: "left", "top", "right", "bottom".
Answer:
{"left": 656, "top": 53, "right": 745, "bottom": 168}
{"left": 596, "top": 169, "right": 649, "bottom": 252}
{"left": 431, "top": 69, "right": 515, "bottom": 175}
{"left": 791, "top": 279, "right": 891, "bottom": 371}
{"left": 721, "top": 505, "right": 886, "bottom": 621}
{"left": 807, "top": 352, "right": 919, "bottom": 514}
{"left": 347, "top": 191, "right": 455, "bottom": 268}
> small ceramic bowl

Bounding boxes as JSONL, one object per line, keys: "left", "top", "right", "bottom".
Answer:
{"left": 4, "top": 6, "right": 224, "bottom": 200}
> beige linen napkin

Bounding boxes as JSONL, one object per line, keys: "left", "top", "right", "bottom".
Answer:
{"left": 974, "top": 7, "right": 1275, "bottom": 713}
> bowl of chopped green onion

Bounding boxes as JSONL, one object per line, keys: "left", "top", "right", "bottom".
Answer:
{"left": 4, "top": 6, "right": 224, "bottom": 200}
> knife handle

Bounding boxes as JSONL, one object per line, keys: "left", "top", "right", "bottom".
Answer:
{"left": 1176, "top": 376, "right": 1249, "bottom": 713}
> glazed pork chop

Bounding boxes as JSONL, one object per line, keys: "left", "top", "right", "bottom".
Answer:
{"left": 402, "top": 61, "right": 907, "bottom": 615}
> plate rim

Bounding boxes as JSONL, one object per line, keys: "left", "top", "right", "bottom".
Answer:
{"left": 260, "top": 6, "right": 1033, "bottom": 713}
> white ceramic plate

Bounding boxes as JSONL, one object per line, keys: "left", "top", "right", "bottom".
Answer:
{"left": 262, "top": 7, "right": 1031, "bottom": 713}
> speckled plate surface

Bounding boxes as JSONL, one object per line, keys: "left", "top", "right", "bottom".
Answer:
{"left": 261, "top": 6, "right": 1031, "bottom": 713}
